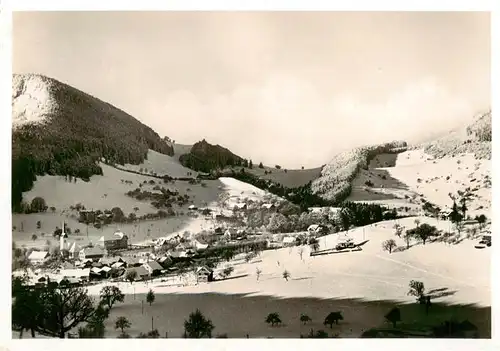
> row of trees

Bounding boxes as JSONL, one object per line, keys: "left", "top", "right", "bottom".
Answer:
{"left": 382, "top": 221, "right": 441, "bottom": 253}
{"left": 265, "top": 311, "right": 343, "bottom": 329}
{"left": 256, "top": 202, "right": 398, "bottom": 234}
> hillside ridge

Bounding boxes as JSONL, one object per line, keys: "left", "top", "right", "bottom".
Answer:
{"left": 418, "top": 110, "right": 491, "bottom": 160}
{"left": 11, "top": 73, "right": 174, "bottom": 212}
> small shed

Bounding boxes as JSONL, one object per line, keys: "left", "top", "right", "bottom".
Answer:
{"left": 196, "top": 266, "right": 214, "bottom": 283}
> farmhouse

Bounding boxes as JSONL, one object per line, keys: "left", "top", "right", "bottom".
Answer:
{"left": 224, "top": 228, "right": 238, "bottom": 240}
{"left": 233, "top": 203, "right": 247, "bottom": 211}
{"left": 60, "top": 268, "right": 91, "bottom": 282}
{"left": 126, "top": 266, "right": 149, "bottom": 281}
{"left": 308, "top": 224, "right": 328, "bottom": 235}
{"left": 282, "top": 236, "right": 296, "bottom": 247}
{"left": 196, "top": 266, "right": 214, "bottom": 283}
{"left": 143, "top": 261, "right": 163, "bottom": 276}
{"left": 28, "top": 251, "right": 50, "bottom": 265}
{"left": 111, "top": 261, "right": 125, "bottom": 269}
{"left": 79, "top": 246, "right": 107, "bottom": 261}
{"left": 188, "top": 204, "right": 198, "bottom": 211}
{"left": 121, "top": 256, "right": 142, "bottom": 267}
{"left": 261, "top": 203, "right": 275, "bottom": 210}
{"left": 90, "top": 266, "right": 113, "bottom": 279}
{"left": 97, "top": 231, "right": 129, "bottom": 251}
{"left": 99, "top": 256, "right": 123, "bottom": 266}
{"left": 157, "top": 256, "right": 172, "bottom": 267}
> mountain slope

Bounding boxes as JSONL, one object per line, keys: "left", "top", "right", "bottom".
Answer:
{"left": 313, "top": 111, "right": 491, "bottom": 217}
{"left": 11, "top": 74, "right": 174, "bottom": 212}
{"left": 311, "top": 141, "right": 408, "bottom": 204}
{"left": 419, "top": 110, "right": 491, "bottom": 160}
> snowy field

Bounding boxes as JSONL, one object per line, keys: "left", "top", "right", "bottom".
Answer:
{"left": 347, "top": 149, "right": 491, "bottom": 218}
{"left": 68, "top": 217, "right": 491, "bottom": 338}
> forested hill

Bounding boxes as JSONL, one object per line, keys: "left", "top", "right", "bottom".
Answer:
{"left": 178, "top": 139, "right": 245, "bottom": 173}
{"left": 12, "top": 73, "right": 174, "bottom": 212}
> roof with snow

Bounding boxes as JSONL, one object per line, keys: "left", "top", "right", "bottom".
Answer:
{"left": 60, "top": 268, "right": 91, "bottom": 278}
{"left": 111, "top": 261, "right": 125, "bottom": 269}
{"left": 127, "top": 266, "right": 149, "bottom": 277}
{"left": 282, "top": 237, "right": 296, "bottom": 244}
{"left": 81, "top": 246, "right": 106, "bottom": 256}
{"left": 143, "top": 261, "right": 163, "bottom": 271}
{"left": 99, "top": 256, "right": 122, "bottom": 265}
{"left": 68, "top": 242, "right": 82, "bottom": 253}
{"left": 122, "top": 256, "right": 142, "bottom": 266}
{"left": 196, "top": 266, "right": 213, "bottom": 274}
{"left": 28, "top": 251, "right": 49, "bottom": 260}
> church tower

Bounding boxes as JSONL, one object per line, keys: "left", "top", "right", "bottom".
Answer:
{"left": 60, "top": 220, "right": 66, "bottom": 252}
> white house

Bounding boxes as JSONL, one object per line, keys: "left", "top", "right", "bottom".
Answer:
{"left": 28, "top": 251, "right": 50, "bottom": 265}
{"left": 196, "top": 266, "right": 214, "bottom": 283}
{"left": 188, "top": 205, "right": 198, "bottom": 211}
{"left": 282, "top": 236, "right": 296, "bottom": 246}
{"left": 68, "top": 242, "right": 82, "bottom": 260}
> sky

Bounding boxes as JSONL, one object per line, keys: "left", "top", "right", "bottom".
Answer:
{"left": 12, "top": 11, "right": 490, "bottom": 168}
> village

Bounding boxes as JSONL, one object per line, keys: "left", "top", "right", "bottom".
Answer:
{"left": 14, "top": 203, "right": 335, "bottom": 289}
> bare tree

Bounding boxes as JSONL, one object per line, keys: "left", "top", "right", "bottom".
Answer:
{"left": 300, "top": 314, "right": 312, "bottom": 325}
{"left": 403, "top": 230, "right": 413, "bottom": 249}
{"left": 382, "top": 239, "right": 397, "bottom": 254}
{"left": 298, "top": 247, "right": 305, "bottom": 261}
{"left": 393, "top": 223, "right": 404, "bottom": 238}
{"left": 256, "top": 267, "right": 262, "bottom": 281}
{"left": 282, "top": 270, "right": 291, "bottom": 281}
{"left": 408, "top": 280, "right": 425, "bottom": 302}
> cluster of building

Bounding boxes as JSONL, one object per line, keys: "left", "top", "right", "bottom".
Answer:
{"left": 21, "top": 216, "right": 328, "bottom": 287}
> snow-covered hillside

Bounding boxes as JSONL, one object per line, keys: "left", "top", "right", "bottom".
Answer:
{"left": 12, "top": 74, "right": 58, "bottom": 128}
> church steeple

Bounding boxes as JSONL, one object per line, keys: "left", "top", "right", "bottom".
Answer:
{"left": 60, "top": 220, "right": 66, "bottom": 252}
